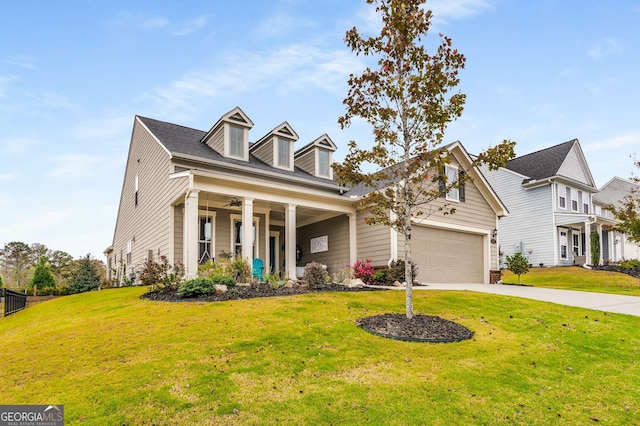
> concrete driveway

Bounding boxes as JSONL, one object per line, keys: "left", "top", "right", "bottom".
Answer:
{"left": 411, "top": 283, "right": 640, "bottom": 317}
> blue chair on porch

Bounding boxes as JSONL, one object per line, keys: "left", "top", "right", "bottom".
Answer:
{"left": 252, "top": 258, "right": 264, "bottom": 281}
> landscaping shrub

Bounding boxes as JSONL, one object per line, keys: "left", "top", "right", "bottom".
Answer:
{"left": 139, "top": 256, "right": 184, "bottom": 291}
{"left": 198, "top": 259, "right": 229, "bottom": 278}
{"left": 177, "top": 278, "right": 215, "bottom": 298}
{"left": 590, "top": 231, "right": 601, "bottom": 266}
{"left": 229, "top": 258, "right": 251, "bottom": 283}
{"left": 620, "top": 259, "right": 640, "bottom": 269}
{"left": 36, "top": 286, "right": 58, "bottom": 296}
{"left": 263, "top": 271, "right": 282, "bottom": 289}
{"left": 505, "top": 252, "right": 530, "bottom": 284}
{"left": 352, "top": 258, "right": 375, "bottom": 284}
{"left": 304, "top": 262, "right": 328, "bottom": 288}
{"left": 371, "top": 270, "right": 387, "bottom": 285}
{"left": 385, "top": 259, "right": 417, "bottom": 284}
{"left": 210, "top": 274, "right": 236, "bottom": 287}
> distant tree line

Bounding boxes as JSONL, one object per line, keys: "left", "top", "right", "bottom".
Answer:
{"left": 0, "top": 241, "right": 105, "bottom": 294}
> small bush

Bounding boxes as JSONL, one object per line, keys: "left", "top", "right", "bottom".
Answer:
{"left": 177, "top": 278, "right": 214, "bottom": 298}
{"left": 57, "top": 284, "right": 72, "bottom": 296}
{"left": 332, "top": 265, "right": 353, "bottom": 285}
{"left": 620, "top": 259, "right": 640, "bottom": 269}
{"left": 371, "top": 270, "right": 387, "bottom": 284}
{"left": 386, "top": 260, "right": 417, "bottom": 284}
{"left": 36, "top": 286, "right": 58, "bottom": 296}
{"left": 304, "top": 262, "right": 328, "bottom": 288}
{"left": 264, "top": 271, "right": 281, "bottom": 289}
{"left": 210, "top": 275, "right": 236, "bottom": 287}
{"left": 139, "top": 256, "right": 184, "bottom": 292}
{"left": 352, "top": 258, "right": 375, "bottom": 284}
{"left": 230, "top": 258, "right": 251, "bottom": 283}
{"left": 69, "top": 256, "right": 101, "bottom": 294}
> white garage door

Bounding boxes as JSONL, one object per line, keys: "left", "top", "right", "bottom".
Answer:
{"left": 412, "top": 226, "right": 484, "bottom": 283}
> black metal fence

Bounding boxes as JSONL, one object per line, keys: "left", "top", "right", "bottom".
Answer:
{"left": 1, "top": 288, "right": 27, "bottom": 317}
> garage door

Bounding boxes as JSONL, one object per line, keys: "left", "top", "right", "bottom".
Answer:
{"left": 412, "top": 226, "right": 484, "bottom": 283}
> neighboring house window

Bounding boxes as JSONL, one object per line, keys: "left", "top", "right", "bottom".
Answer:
{"left": 557, "top": 184, "right": 566, "bottom": 209}
{"left": 230, "top": 125, "right": 244, "bottom": 158}
{"left": 318, "top": 149, "right": 330, "bottom": 177}
{"left": 445, "top": 165, "right": 459, "bottom": 202}
{"left": 278, "top": 137, "right": 291, "bottom": 168}
{"left": 126, "top": 240, "right": 132, "bottom": 264}
{"left": 199, "top": 215, "right": 215, "bottom": 263}
{"left": 583, "top": 203, "right": 589, "bottom": 214}
{"left": 560, "top": 231, "right": 568, "bottom": 259}
{"left": 134, "top": 174, "right": 139, "bottom": 207}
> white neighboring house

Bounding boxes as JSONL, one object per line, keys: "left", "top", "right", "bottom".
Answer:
{"left": 481, "top": 139, "right": 611, "bottom": 267}
{"left": 592, "top": 177, "right": 640, "bottom": 262}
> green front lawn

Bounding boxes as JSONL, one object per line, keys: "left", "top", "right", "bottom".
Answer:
{"left": 501, "top": 266, "right": 640, "bottom": 296}
{"left": 1, "top": 287, "right": 639, "bottom": 425}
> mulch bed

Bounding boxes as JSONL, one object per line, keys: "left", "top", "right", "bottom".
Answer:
{"left": 593, "top": 265, "right": 640, "bottom": 279}
{"left": 357, "top": 313, "right": 474, "bottom": 343}
{"left": 141, "top": 282, "right": 381, "bottom": 303}
{"left": 142, "top": 282, "right": 473, "bottom": 343}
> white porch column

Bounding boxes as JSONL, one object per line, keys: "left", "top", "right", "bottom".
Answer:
{"left": 183, "top": 190, "right": 200, "bottom": 279}
{"left": 241, "top": 197, "right": 254, "bottom": 263}
{"left": 349, "top": 213, "right": 358, "bottom": 267}
{"left": 264, "top": 209, "right": 271, "bottom": 272}
{"left": 285, "top": 204, "right": 297, "bottom": 280}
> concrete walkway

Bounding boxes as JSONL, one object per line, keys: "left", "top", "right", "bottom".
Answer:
{"left": 404, "top": 283, "right": 640, "bottom": 317}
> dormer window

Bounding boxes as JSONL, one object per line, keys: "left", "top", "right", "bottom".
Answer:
{"left": 318, "top": 149, "right": 330, "bottom": 177}
{"left": 278, "top": 137, "right": 291, "bottom": 168}
{"left": 229, "top": 125, "right": 244, "bottom": 158}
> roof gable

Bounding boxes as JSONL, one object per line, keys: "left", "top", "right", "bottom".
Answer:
{"left": 294, "top": 134, "right": 337, "bottom": 158}
{"left": 593, "top": 176, "right": 639, "bottom": 207}
{"left": 200, "top": 106, "right": 254, "bottom": 145}
{"left": 251, "top": 121, "right": 299, "bottom": 149}
{"left": 505, "top": 140, "right": 575, "bottom": 181}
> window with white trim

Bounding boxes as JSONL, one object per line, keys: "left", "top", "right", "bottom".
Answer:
{"left": 126, "top": 239, "right": 132, "bottom": 264}
{"left": 571, "top": 188, "right": 578, "bottom": 212}
{"left": 318, "top": 149, "right": 330, "bottom": 177}
{"left": 560, "top": 230, "right": 568, "bottom": 259}
{"left": 199, "top": 214, "right": 216, "bottom": 264}
{"left": 445, "top": 165, "right": 459, "bottom": 202}
{"left": 230, "top": 214, "right": 259, "bottom": 259}
{"left": 278, "top": 137, "right": 291, "bottom": 168}
{"left": 229, "top": 125, "right": 244, "bottom": 158}
{"left": 557, "top": 184, "right": 566, "bottom": 209}
{"left": 134, "top": 174, "right": 139, "bottom": 207}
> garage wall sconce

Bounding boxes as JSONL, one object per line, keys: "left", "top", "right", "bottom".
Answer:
{"left": 491, "top": 228, "right": 498, "bottom": 244}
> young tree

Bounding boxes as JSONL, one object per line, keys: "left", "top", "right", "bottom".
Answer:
{"left": 69, "top": 255, "right": 101, "bottom": 294}
{"left": 610, "top": 162, "right": 640, "bottom": 242}
{"left": 334, "top": 0, "right": 515, "bottom": 318}
{"left": 505, "top": 252, "right": 530, "bottom": 284}
{"left": 30, "top": 258, "right": 56, "bottom": 290}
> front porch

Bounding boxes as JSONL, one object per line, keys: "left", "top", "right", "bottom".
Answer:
{"left": 555, "top": 214, "right": 619, "bottom": 266}
{"left": 171, "top": 175, "right": 357, "bottom": 280}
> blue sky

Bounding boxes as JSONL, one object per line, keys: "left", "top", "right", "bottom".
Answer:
{"left": 1, "top": 0, "right": 639, "bottom": 260}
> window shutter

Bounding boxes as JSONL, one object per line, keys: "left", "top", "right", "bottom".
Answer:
{"left": 458, "top": 170, "right": 466, "bottom": 202}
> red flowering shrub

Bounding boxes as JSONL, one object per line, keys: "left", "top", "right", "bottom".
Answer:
{"left": 352, "top": 258, "right": 375, "bottom": 284}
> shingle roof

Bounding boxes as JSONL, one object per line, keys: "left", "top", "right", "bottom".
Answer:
{"left": 137, "top": 115, "right": 342, "bottom": 189}
{"left": 593, "top": 177, "right": 639, "bottom": 207}
{"left": 505, "top": 139, "right": 576, "bottom": 181}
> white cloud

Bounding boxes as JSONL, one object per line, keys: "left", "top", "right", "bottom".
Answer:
{"left": 171, "top": 16, "right": 208, "bottom": 36}
{"left": 429, "top": 0, "right": 492, "bottom": 24}
{"left": 142, "top": 16, "right": 169, "bottom": 30}
{"left": 2, "top": 56, "right": 37, "bottom": 69}
{"left": 582, "top": 131, "right": 640, "bottom": 153}
{"left": 0, "top": 74, "right": 17, "bottom": 97}
{"left": 46, "top": 153, "right": 106, "bottom": 179}
{"left": 145, "top": 43, "right": 362, "bottom": 115}
{"left": 588, "top": 38, "right": 623, "bottom": 60}
{"left": 0, "top": 136, "right": 40, "bottom": 155}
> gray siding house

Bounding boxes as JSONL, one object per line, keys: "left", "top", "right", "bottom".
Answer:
{"left": 482, "top": 139, "right": 634, "bottom": 267}
{"left": 592, "top": 177, "right": 640, "bottom": 261}
{"left": 106, "top": 107, "right": 507, "bottom": 285}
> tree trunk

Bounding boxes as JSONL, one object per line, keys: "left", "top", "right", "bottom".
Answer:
{"left": 404, "top": 211, "right": 414, "bottom": 319}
